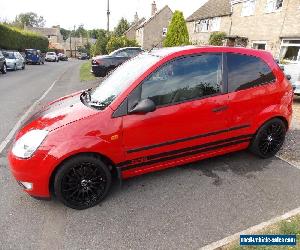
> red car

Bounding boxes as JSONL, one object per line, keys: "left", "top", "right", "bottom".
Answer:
{"left": 8, "top": 46, "right": 293, "bottom": 209}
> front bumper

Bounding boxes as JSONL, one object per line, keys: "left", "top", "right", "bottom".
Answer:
{"left": 8, "top": 149, "right": 56, "bottom": 198}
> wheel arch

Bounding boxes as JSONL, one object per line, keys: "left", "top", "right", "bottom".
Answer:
{"left": 49, "top": 151, "right": 119, "bottom": 196}
{"left": 256, "top": 116, "right": 289, "bottom": 134}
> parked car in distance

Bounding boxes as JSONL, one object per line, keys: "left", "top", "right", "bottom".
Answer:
{"left": 25, "top": 49, "right": 45, "bottom": 65}
{"left": 293, "top": 70, "right": 300, "bottom": 96}
{"left": 91, "top": 47, "right": 144, "bottom": 77}
{"left": 3, "top": 51, "right": 25, "bottom": 71}
{"left": 78, "top": 53, "right": 89, "bottom": 60}
{"left": 0, "top": 51, "right": 7, "bottom": 74}
{"left": 45, "top": 52, "right": 59, "bottom": 62}
{"left": 9, "top": 46, "right": 293, "bottom": 210}
{"left": 58, "top": 53, "right": 68, "bottom": 61}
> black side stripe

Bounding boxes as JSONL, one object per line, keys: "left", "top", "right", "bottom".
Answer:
{"left": 120, "top": 138, "right": 250, "bottom": 171}
{"left": 118, "top": 134, "right": 253, "bottom": 170}
{"left": 127, "top": 124, "right": 250, "bottom": 154}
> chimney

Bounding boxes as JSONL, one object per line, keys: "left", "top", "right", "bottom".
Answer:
{"left": 134, "top": 12, "right": 139, "bottom": 24}
{"left": 151, "top": 1, "right": 157, "bottom": 16}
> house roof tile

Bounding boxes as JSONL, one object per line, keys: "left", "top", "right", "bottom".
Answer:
{"left": 186, "top": 0, "right": 231, "bottom": 22}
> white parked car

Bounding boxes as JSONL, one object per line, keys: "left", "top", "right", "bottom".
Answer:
{"left": 3, "top": 51, "right": 25, "bottom": 71}
{"left": 45, "top": 52, "right": 59, "bottom": 62}
{"left": 284, "top": 62, "right": 300, "bottom": 96}
{"left": 293, "top": 74, "right": 300, "bottom": 96}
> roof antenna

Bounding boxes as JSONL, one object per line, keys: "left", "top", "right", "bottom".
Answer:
{"left": 149, "top": 43, "right": 160, "bottom": 52}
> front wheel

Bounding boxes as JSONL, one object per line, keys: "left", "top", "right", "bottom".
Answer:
{"left": 54, "top": 155, "right": 112, "bottom": 210}
{"left": 22, "top": 63, "right": 25, "bottom": 70}
{"left": 250, "top": 118, "right": 286, "bottom": 158}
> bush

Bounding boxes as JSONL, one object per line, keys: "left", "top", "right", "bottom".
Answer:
{"left": 106, "top": 36, "right": 139, "bottom": 53}
{"left": 0, "top": 23, "right": 48, "bottom": 51}
{"left": 163, "top": 10, "right": 189, "bottom": 47}
{"left": 208, "top": 32, "right": 226, "bottom": 46}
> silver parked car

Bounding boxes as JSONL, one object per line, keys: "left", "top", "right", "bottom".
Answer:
{"left": 3, "top": 51, "right": 25, "bottom": 71}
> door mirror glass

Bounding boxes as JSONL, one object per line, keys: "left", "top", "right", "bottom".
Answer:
{"left": 129, "top": 99, "right": 156, "bottom": 114}
{"left": 286, "top": 74, "right": 292, "bottom": 80}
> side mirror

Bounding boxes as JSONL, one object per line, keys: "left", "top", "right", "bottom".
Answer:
{"left": 129, "top": 99, "right": 156, "bottom": 114}
{"left": 286, "top": 75, "right": 292, "bottom": 81}
{"left": 280, "top": 65, "right": 285, "bottom": 71}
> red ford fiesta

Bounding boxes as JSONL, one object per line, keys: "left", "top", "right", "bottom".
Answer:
{"left": 8, "top": 46, "right": 293, "bottom": 209}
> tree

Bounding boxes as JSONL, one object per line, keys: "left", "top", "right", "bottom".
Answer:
{"left": 114, "top": 18, "right": 130, "bottom": 37}
{"left": 60, "top": 28, "right": 71, "bottom": 41}
{"left": 90, "top": 30, "right": 109, "bottom": 56}
{"left": 163, "top": 11, "right": 189, "bottom": 47}
{"left": 15, "top": 12, "right": 45, "bottom": 28}
{"left": 106, "top": 36, "right": 139, "bottom": 53}
{"left": 209, "top": 32, "right": 226, "bottom": 46}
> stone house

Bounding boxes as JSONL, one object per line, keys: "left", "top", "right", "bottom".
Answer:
{"left": 126, "top": 1, "right": 173, "bottom": 50}
{"left": 25, "top": 25, "right": 65, "bottom": 50}
{"left": 230, "top": 0, "right": 300, "bottom": 61}
{"left": 125, "top": 13, "right": 146, "bottom": 40}
{"left": 186, "top": 0, "right": 232, "bottom": 45}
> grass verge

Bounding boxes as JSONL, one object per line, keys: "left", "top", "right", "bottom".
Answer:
{"left": 80, "top": 61, "right": 96, "bottom": 81}
{"left": 224, "top": 215, "right": 300, "bottom": 250}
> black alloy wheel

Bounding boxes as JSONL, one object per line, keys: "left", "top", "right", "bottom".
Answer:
{"left": 54, "top": 155, "right": 111, "bottom": 210}
{"left": 250, "top": 118, "right": 286, "bottom": 158}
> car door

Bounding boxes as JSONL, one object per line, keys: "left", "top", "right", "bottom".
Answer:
{"left": 0, "top": 51, "right": 4, "bottom": 68}
{"left": 225, "top": 52, "right": 277, "bottom": 137}
{"left": 15, "top": 53, "right": 21, "bottom": 68}
{"left": 121, "top": 53, "right": 233, "bottom": 174}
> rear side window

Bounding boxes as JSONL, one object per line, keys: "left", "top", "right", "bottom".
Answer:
{"left": 141, "top": 53, "right": 223, "bottom": 106}
{"left": 227, "top": 53, "right": 276, "bottom": 92}
{"left": 127, "top": 49, "right": 141, "bottom": 57}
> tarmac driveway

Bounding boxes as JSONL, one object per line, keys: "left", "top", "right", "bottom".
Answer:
{"left": 0, "top": 63, "right": 300, "bottom": 249}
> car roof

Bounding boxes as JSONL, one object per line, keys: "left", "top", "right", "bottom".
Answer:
{"left": 116, "top": 47, "right": 142, "bottom": 52}
{"left": 148, "top": 45, "right": 273, "bottom": 58}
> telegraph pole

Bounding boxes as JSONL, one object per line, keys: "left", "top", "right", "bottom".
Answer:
{"left": 107, "top": 0, "right": 110, "bottom": 32}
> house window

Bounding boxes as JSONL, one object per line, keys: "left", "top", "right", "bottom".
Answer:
{"left": 241, "top": 0, "right": 256, "bottom": 16}
{"left": 265, "top": 0, "right": 283, "bottom": 13}
{"left": 195, "top": 19, "right": 210, "bottom": 32}
{"left": 252, "top": 42, "right": 266, "bottom": 50}
{"left": 162, "top": 27, "right": 167, "bottom": 37}
{"left": 280, "top": 39, "right": 300, "bottom": 61}
{"left": 210, "top": 17, "right": 221, "bottom": 31}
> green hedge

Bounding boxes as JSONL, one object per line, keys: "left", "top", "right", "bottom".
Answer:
{"left": 0, "top": 24, "right": 49, "bottom": 51}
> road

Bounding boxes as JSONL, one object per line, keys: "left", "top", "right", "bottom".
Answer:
{"left": 0, "top": 62, "right": 300, "bottom": 249}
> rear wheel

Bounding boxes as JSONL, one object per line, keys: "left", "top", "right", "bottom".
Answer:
{"left": 54, "top": 155, "right": 112, "bottom": 210}
{"left": 1, "top": 64, "right": 7, "bottom": 74}
{"left": 250, "top": 118, "right": 286, "bottom": 158}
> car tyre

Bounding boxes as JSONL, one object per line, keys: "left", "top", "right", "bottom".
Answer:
{"left": 54, "top": 155, "right": 112, "bottom": 210}
{"left": 250, "top": 118, "right": 286, "bottom": 158}
{"left": 13, "top": 64, "right": 17, "bottom": 71}
{"left": 1, "top": 64, "right": 7, "bottom": 74}
{"left": 22, "top": 63, "right": 25, "bottom": 70}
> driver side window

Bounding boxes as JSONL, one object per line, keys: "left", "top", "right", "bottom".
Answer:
{"left": 141, "top": 53, "right": 223, "bottom": 107}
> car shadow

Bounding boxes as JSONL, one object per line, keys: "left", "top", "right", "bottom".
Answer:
{"left": 107, "top": 150, "right": 273, "bottom": 199}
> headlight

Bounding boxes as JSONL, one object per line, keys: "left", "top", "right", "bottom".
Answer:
{"left": 12, "top": 130, "right": 48, "bottom": 158}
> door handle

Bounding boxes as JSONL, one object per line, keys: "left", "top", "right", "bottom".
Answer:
{"left": 212, "top": 105, "right": 228, "bottom": 113}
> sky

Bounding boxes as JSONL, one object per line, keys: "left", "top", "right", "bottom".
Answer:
{"left": 0, "top": 0, "right": 207, "bottom": 30}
